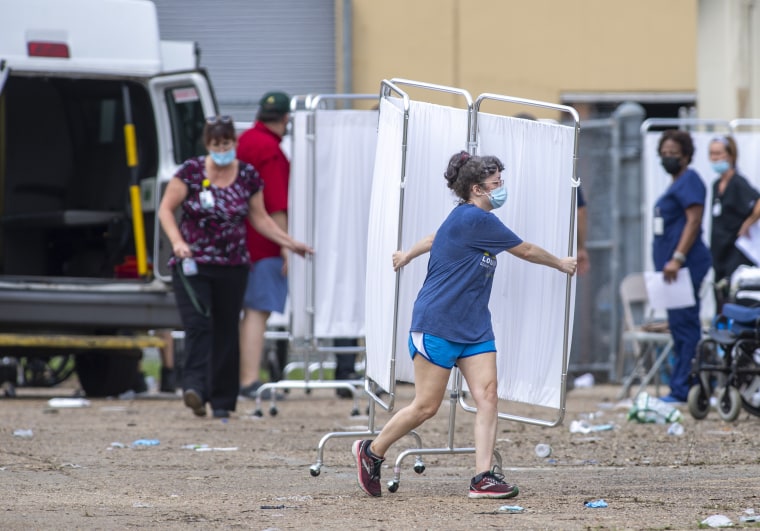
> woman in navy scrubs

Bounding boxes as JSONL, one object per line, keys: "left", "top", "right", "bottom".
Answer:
{"left": 653, "top": 129, "right": 712, "bottom": 403}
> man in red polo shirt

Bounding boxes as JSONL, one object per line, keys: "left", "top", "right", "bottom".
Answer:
{"left": 236, "top": 91, "right": 291, "bottom": 399}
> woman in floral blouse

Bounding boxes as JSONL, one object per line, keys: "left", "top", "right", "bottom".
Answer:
{"left": 158, "top": 116, "right": 311, "bottom": 419}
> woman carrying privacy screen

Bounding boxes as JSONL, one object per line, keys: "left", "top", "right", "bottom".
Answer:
{"left": 352, "top": 152, "right": 576, "bottom": 500}
{"left": 158, "top": 116, "right": 312, "bottom": 419}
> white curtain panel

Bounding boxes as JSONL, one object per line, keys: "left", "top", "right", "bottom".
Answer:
{"left": 732, "top": 132, "right": 760, "bottom": 190}
{"left": 365, "top": 97, "right": 406, "bottom": 391}
{"left": 288, "top": 110, "right": 310, "bottom": 339}
{"left": 477, "top": 114, "right": 576, "bottom": 408}
{"left": 365, "top": 100, "right": 577, "bottom": 408}
{"left": 312, "top": 109, "right": 378, "bottom": 337}
{"left": 365, "top": 98, "right": 473, "bottom": 390}
{"left": 395, "top": 101, "right": 472, "bottom": 387}
{"left": 288, "top": 108, "right": 379, "bottom": 340}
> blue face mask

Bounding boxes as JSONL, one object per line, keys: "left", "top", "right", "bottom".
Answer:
{"left": 488, "top": 186, "right": 508, "bottom": 209}
{"left": 711, "top": 160, "right": 731, "bottom": 175}
{"left": 210, "top": 148, "right": 236, "bottom": 166}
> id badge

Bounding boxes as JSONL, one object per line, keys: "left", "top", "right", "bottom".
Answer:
{"left": 653, "top": 216, "right": 664, "bottom": 236}
{"left": 712, "top": 201, "right": 722, "bottom": 217}
{"left": 182, "top": 258, "right": 198, "bottom": 276}
{"left": 200, "top": 190, "right": 215, "bottom": 209}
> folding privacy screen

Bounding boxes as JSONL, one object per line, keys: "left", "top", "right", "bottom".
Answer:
{"left": 364, "top": 79, "right": 580, "bottom": 423}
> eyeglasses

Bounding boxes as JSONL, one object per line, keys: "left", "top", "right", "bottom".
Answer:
{"left": 479, "top": 179, "right": 504, "bottom": 188}
{"left": 206, "top": 115, "right": 233, "bottom": 125}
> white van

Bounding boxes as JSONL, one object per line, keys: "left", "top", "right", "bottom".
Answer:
{"left": 0, "top": 0, "right": 218, "bottom": 396}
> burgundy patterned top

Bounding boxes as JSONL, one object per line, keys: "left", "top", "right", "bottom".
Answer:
{"left": 169, "top": 156, "right": 264, "bottom": 267}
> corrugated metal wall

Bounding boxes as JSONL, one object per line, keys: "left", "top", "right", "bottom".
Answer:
{"left": 153, "top": 0, "right": 336, "bottom": 123}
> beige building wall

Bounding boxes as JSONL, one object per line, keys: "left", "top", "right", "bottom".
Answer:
{"left": 338, "top": 0, "right": 697, "bottom": 118}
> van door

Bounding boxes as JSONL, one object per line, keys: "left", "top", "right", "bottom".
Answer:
{"left": 148, "top": 72, "right": 217, "bottom": 281}
{"left": 0, "top": 60, "right": 7, "bottom": 256}
{"left": 0, "top": 60, "right": 8, "bottom": 93}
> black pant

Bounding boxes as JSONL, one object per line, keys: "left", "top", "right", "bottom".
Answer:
{"left": 173, "top": 263, "right": 247, "bottom": 411}
{"left": 334, "top": 337, "right": 358, "bottom": 379}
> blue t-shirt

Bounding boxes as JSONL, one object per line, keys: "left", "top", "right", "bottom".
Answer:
{"left": 652, "top": 168, "right": 711, "bottom": 275}
{"left": 410, "top": 204, "right": 523, "bottom": 343}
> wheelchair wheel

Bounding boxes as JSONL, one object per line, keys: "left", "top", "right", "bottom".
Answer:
{"left": 687, "top": 384, "right": 710, "bottom": 420}
{"left": 716, "top": 386, "right": 742, "bottom": 422}
{"left": 731, "top": 344, "right": 760, "bottom": 417}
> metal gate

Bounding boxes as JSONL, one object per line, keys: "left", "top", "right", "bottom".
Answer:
{"left": 568, "top": 103, "right": 646, "bottom": 382}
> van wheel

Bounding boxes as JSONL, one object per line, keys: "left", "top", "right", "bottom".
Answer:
{"left": 21, "top": 354, "right": 76, "bottom": 387}
{"left": 75, "top": 350, "right": 142, "bottom": 397}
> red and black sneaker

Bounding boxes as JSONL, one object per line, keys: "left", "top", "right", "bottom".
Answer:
{"left": 468, "top": 467, "right": 519, "bottom": 499}
{"left": 352, "top": 439, "right": 384, "bottom": 497}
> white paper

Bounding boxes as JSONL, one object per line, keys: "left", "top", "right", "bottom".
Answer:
{"left": 644, "top": 269, "right": 696, "bottom": 310}
{"left": 47, "top": 398, "right": 91, "bottom": 408}
{"left": 735, "top": 220, "right": 760, "bottom": 266}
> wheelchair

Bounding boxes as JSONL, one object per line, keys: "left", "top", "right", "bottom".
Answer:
{"left": 688, "top": 302, "right": 760, "bottom": 422}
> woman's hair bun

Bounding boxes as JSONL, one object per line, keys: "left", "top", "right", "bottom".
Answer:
{"left": 444, "top": 150, "right": 472, "bottom": 185}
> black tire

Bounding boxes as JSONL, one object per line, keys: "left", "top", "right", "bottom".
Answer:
{"left": 687, "top": 384, "right": 710, "bottom": 420}
{"left": 75, "top": 349, "right": 141, "bottom": 397}
{"left": 731, "top": 345, "right": 760, "bottom": 417}
{"left": 21, "top": 354, "right": 76, "bottom": 387}
{"left": 716, "top": 386, "right": 742, "bottom": 422}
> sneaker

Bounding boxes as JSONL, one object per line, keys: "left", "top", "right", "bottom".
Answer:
{"left": 468, "top": 467, "right": 519, "bottom": 499}
{"left": 336, "top": 387, "right": 354, "bottom": 399}
{"left": 183, "top": 389, "right": 206, "bottom": 417}
{"left": 352, "top": 439, "right": 384, "bottom": 497}
{"left": 212, "top": 409, "right": 230, "bottom": 418}
{"left": 660, "top": 394, "right": 686, "bottom": 404}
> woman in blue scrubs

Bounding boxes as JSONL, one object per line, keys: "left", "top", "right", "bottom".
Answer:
{"left": 653, "top": 129, "right": 712, "bottom": 403}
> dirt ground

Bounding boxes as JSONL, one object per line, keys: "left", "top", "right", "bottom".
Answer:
{"left": 3, "top": 378, "right": 760, "bottom": 531}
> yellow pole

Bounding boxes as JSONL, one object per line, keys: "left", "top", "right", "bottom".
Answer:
{"left": 129, "top": 183, "right": 148, "bottom": 276}
{"left": 123, "top": 123, "right": 138, "bottom": 167}
{"left": 121, "top": 84, "right": 149, "bottom": 278}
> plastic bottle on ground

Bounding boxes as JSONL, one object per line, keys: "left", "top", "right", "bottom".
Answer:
{"left": 535, "top": 443, "right": 552, "bottom": 457}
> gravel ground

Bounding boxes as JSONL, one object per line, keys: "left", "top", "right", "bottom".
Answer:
{"left": 3, "top": 380, "right": 760, "bottom": 530}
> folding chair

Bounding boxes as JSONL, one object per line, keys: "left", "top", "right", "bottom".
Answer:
{"left": 617, "top": 272, "right": 674, "bottom": 399}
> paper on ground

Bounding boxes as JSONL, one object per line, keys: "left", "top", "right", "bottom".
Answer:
{"left": 644, "top": 268, "right": 696, "bottom": 310}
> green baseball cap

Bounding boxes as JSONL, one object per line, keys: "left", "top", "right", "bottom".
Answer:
{"left": 258, "top": 91, "right": 291, "bottom": 114}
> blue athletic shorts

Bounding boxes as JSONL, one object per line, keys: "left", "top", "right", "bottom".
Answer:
{"left": 408, "top": 332, "right": 496, "bottom": 369}
{"left": 243, "top": 257, "right": 287, "bottom": 313}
